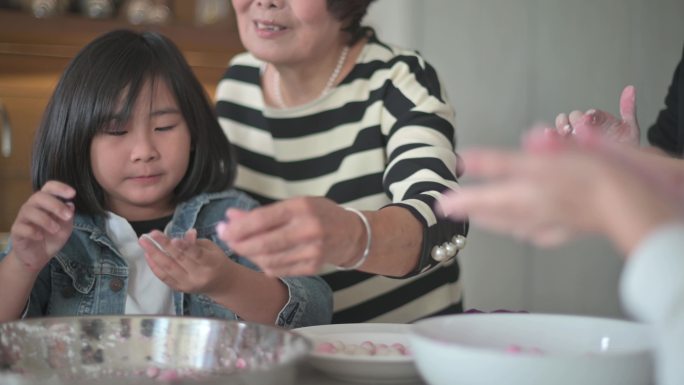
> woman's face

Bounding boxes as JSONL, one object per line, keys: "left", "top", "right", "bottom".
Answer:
{"left": 232, "top": 0, "right": 346, "bottom": 65}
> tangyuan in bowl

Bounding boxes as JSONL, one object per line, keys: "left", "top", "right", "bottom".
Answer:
{"left": 409, "top": 313, "right": 654, "bottom": 385}
{"left": 0, "top": 315, "right": 311, "bottom": 385}
{"left": 295, "top": 323, "right": 420, "bottom": 384}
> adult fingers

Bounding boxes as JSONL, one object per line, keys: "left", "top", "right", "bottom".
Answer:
{"left": 221, "top": 204, "right": 290, "bottom": 243}
{"left": 555, "top": 113, "right": 568, "bottom": 130}
{"left": 439, "top": 182, "right": 536, "bottom": 224}
{"left": 571, "top": 110, "right": 610, "bottom": 139}
{"left": 555, "top": 113, "right": 573, "bottom": 136}
{"left": 530, "top": 226, "right": 573, "bottom": 248}
{"left": 523, "top": 125, "right": 569, "bottom": 153}
{"left": 568, "top": 110, "right": 584, "bottom": 126}
{"left": 619, "top": 85, "right": 637, "bottom": 125}
{"left": 460, "top": 149, "right": 544, "bottom": 179}
{"left": 229, "top": 218, "right": 319, "bottom": 261}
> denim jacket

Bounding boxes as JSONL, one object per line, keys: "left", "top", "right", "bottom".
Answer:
{"left": 0, "top": 190, "right": 333, "bottom": 328}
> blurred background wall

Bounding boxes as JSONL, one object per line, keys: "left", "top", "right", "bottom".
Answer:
{"left": 366, "top": 0, "right": 684, "bottom": 318}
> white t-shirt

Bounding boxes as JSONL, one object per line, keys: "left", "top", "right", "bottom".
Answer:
{"left": 105, "top": 212, "right": 175, "bottom": 315}
{"left": 621, "top": 222, "right": 684, "bottom": 385}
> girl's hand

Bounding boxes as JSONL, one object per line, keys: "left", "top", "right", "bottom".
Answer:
{"left": 10, "top": 181, "right": 76, "bottom": 272}
{"left": 554, "top": 85, "right": 640, "bottom": 147}
{"left": 139, "top": 229, "right": 232, "bottom": 295}
{"left": 216, "top": 197, "right": 366, "bottom": 277}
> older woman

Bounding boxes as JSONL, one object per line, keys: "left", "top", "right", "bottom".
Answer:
{"left": 215, "top": 0, "right": 468, "bottom": 323}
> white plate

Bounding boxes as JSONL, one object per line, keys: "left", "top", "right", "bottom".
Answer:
{"left": 294, "top": 323, "right": 421, "bottom": 384}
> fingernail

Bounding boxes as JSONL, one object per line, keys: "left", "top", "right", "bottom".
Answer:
{"left": 216, "top": 221, "right": 227, "bottom": 235}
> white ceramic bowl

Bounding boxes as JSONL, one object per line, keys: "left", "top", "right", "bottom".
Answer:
{"left": 295, "top": 323, "right": 419, "bottom": 384}
{"left": 409, "top": 313, "right": 653, "bottom": 385}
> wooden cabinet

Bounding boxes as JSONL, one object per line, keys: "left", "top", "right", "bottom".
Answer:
{"left": 0, "top": 8, "right": 244, "bottom": 233}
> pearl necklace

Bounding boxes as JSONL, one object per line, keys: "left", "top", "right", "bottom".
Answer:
{"left": 272, "top": 45, "right": 350, "bottom": 108}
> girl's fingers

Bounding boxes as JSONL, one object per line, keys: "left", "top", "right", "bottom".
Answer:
{"left": 184, "top": 228, "right": 197, "bottom": 243}
{"left": 145, "top": 248, "right": 187, "bottom": 283}
{"left": 17, "top": 203, "right": 65, "bottom": 235}
{"left": 139, "top": 232, "right": 172, "bottom": 257}
{"left": 11, "top": 221, "right": 46, "bottom": 242}
{"left": 41, "top": 180, "right": 76, "bottom": 201}
{"left": 140, "top": 232, "right": 189, "bottom": 274}
{"left": 144, "top": 253, "right": 180, "bottom": 287}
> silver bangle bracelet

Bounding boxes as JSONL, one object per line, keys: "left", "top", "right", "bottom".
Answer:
{"left": 336, "top": 207, "right": 372, "bottom": 271}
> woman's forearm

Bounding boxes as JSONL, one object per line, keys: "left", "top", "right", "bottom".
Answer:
{"left": 360, "top": 206, "right": 423, "bottom": 277}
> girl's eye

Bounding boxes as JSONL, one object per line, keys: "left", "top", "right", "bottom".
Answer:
{"left": 104, "top": 129, "right": 127, "bottom": 136}
{"left": 155, "top": 125, "right": 176, "bottom": 132}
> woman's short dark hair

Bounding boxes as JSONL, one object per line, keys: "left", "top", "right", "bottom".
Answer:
{"left": 327, "top": 0, "right": 377, "bottom": 45}
{"left": 32, "top": 29, "right": 236, "bottom": 217}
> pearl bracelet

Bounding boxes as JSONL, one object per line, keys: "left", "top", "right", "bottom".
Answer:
{"left": 336, "top": 207, "right": 372, "bottom": 271}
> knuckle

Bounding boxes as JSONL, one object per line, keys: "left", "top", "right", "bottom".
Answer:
{"left": 310, "top": 243, "right": 325, "bottom": 258}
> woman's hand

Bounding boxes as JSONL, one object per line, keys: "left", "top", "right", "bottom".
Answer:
{"left": 9, "top": 181, "right": 75, "bottom": 272}
{"left": 439, "top": 136, "right": 683, "bottom": 255}
{"left": 216, "top": 197, "right": 366, "bottom": 277}
{"left": 139, "top": 229, "right": 233, "bottom": 296}
{"left": 555, "top": 85, "right": 640, "bottom": 146}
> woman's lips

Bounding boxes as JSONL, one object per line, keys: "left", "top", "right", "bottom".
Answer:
{"left": 254, "top": 20, "right": 287, "bottom": 38}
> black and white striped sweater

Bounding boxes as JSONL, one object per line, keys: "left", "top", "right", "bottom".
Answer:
{"left": 215, "top": 34, "right": 468, "bottom": 323}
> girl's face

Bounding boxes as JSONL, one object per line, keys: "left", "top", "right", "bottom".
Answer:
{"left": 90, "top": 79, "right": 191, "bottom": 221}
{"left": 232, "top": 0, "right": 346, "bottom": 65}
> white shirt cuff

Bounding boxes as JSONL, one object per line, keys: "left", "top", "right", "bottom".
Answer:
{"left": 620, "top": 222, "right": 684, "bottom": 324}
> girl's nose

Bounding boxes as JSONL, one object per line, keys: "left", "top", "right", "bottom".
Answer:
{"left": 131, "top": 133, "right": 159, "bottom": 162}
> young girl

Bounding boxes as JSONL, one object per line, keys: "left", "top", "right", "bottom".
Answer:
{"left": 0, "top": 29, "right": 332, "bottom": 328}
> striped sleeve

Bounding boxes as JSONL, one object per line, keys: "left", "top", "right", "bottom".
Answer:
{"left": 375, "top": 49, "right": 468, "bottom": 276}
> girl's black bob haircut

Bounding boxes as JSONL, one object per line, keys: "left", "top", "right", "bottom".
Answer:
{"left": 31, "top": 29, "right": 236, "bottom": 217}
